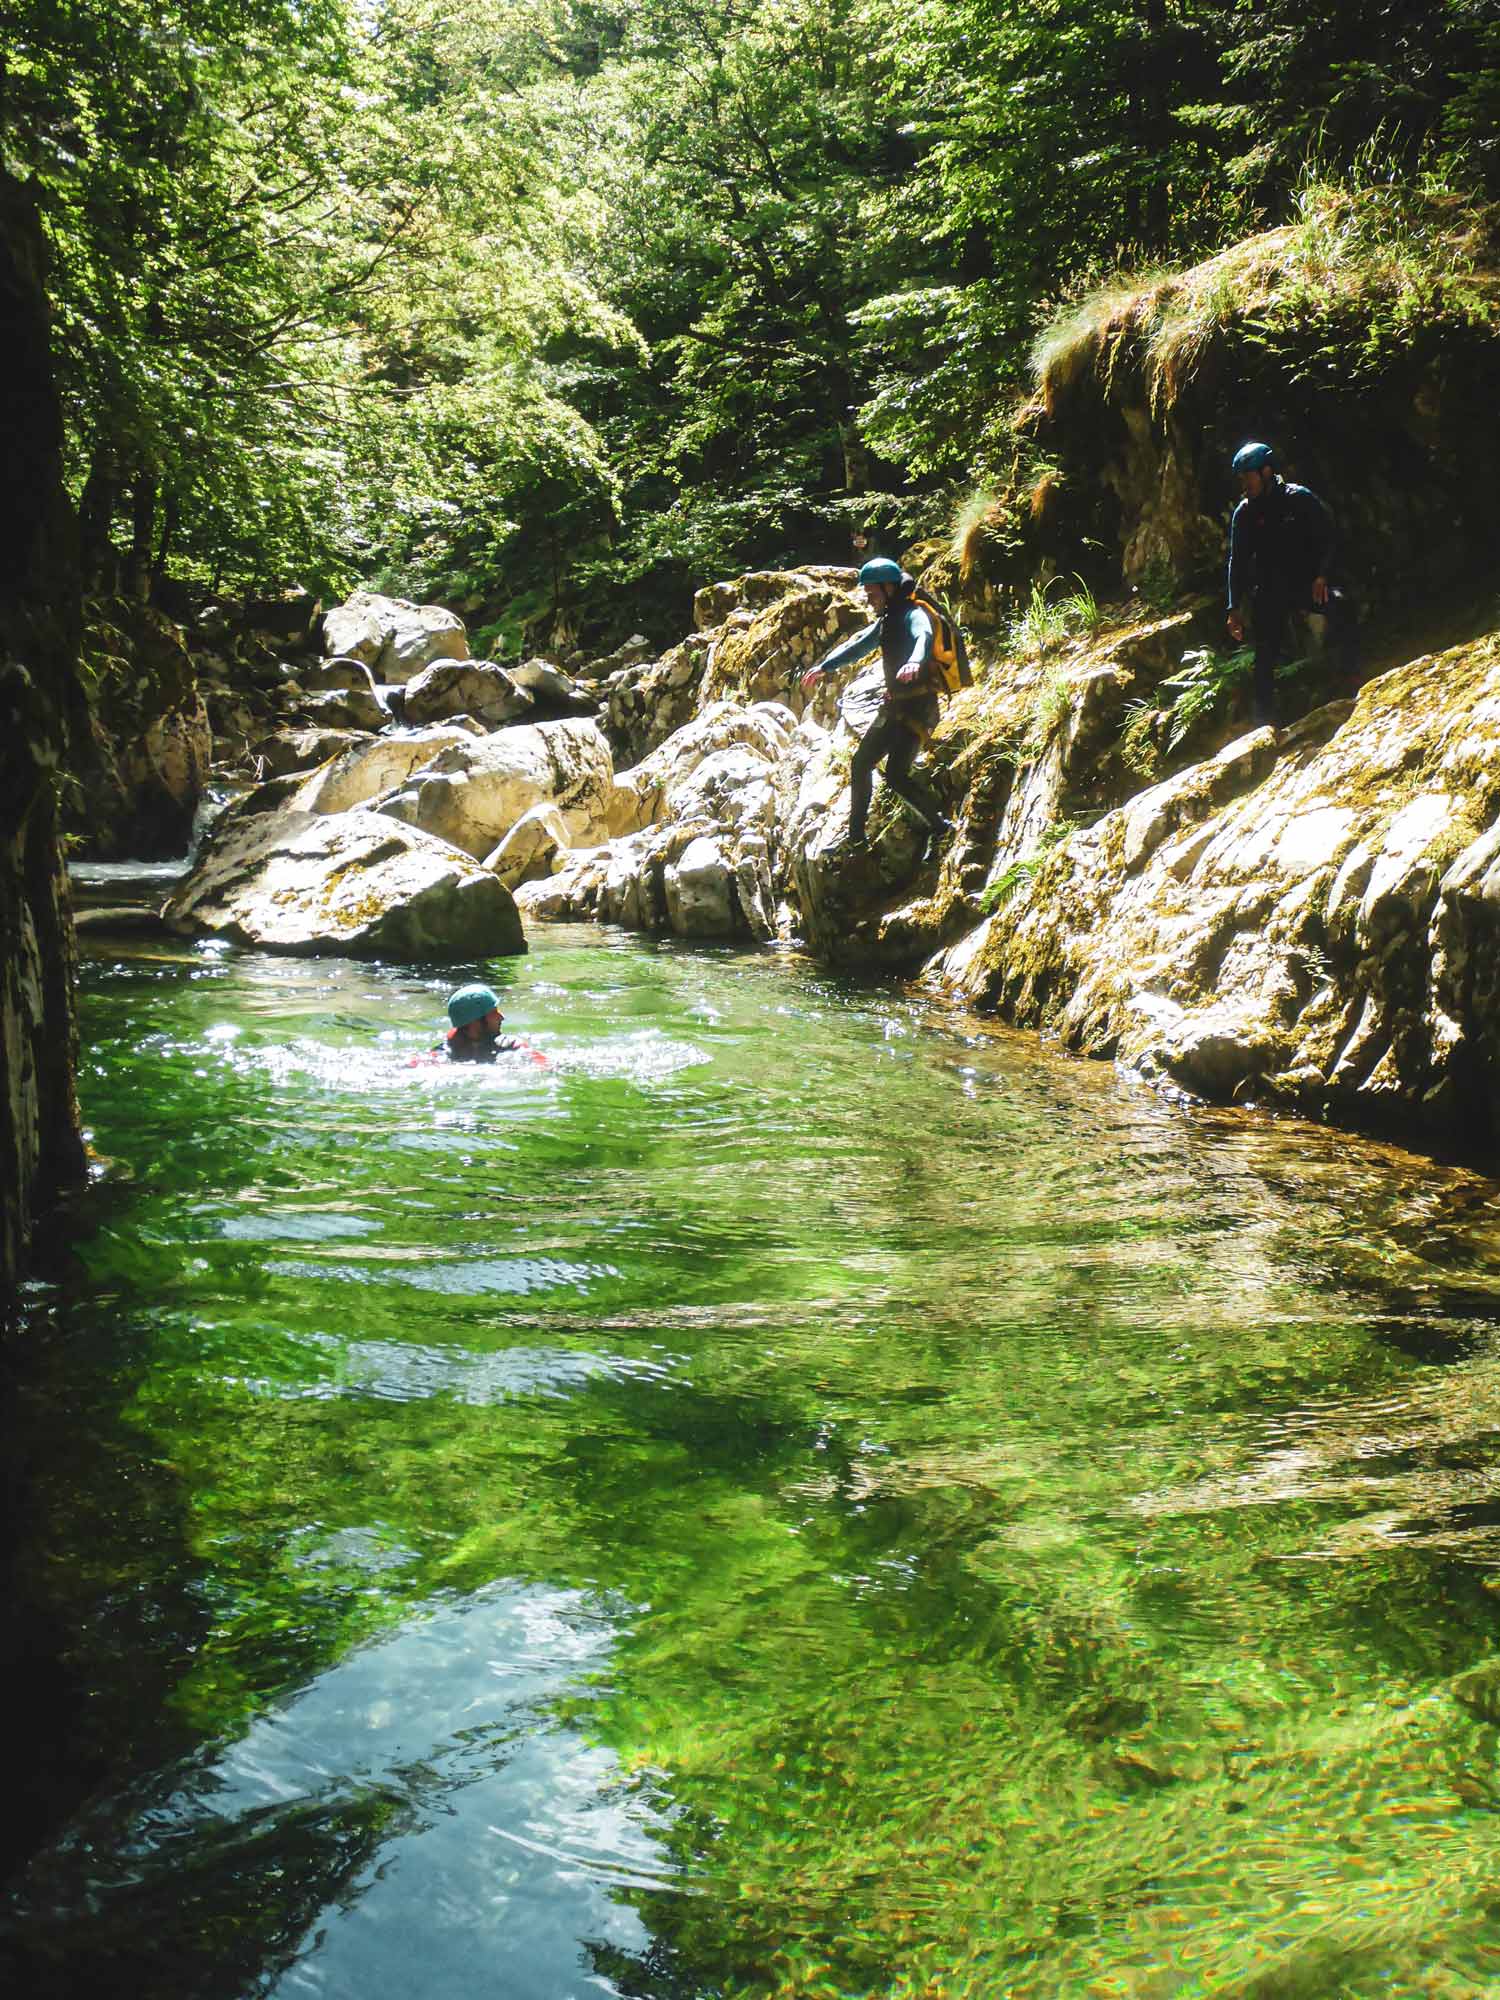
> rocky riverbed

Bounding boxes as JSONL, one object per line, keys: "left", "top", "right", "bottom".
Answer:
{"left": 129, "top": 562, "right": 1500, "bottom": 1150}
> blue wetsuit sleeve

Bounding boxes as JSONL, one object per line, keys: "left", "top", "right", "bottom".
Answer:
{"left": 817, "top": 618, "right": 882, "bottom": 676}
{"left": 899, "top": 604, "right": 934, "bottom": 678}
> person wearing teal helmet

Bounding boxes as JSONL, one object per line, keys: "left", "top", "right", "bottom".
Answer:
{"left": 799, "top": 559, "right": 953, "bottom": 850}
{"left": 1226, "top": 441, "right": 1359, "bottom": 725}
{"left": 438, "top": 983, "right": 520, "bottom": 1063}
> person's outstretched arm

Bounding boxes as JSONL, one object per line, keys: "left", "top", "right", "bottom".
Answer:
{"left": 800, "top": 619, "right": 880, "bottom": 690}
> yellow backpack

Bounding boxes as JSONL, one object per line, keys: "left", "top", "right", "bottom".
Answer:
{"left": 909, "top": 587, "right": 972, "bottom": 698}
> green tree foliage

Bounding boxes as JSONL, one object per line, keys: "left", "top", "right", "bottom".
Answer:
{"left": 4, "top": 0, "right": 1496, "bottom": 635}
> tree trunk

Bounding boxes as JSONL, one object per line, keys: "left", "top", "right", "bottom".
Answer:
{"left": 126, "top": 470, "right": 157, "bottom": 602}
{"left": 77, "top": 441, "right": 120, "bottom": 591}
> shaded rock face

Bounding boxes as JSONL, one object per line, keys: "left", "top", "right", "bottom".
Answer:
{"left": 76, "top": 603, "right": 212, "bottom": 858}
{"left": 698, "top": 571, "right": 864, "bottom": 712}
{"left": 297, "top": 657, "right": 381, "bottom": 695}
{"left": 934, "top": 635, "right": 1500, "bottom": 1142}
{"left": 600, "top": 633, "right": 714, "bottom": 767}
{"left": 162, "top": 810, "right": 525, "bottom": 961}
{"left": 1017, "top": 227, "right": 1500, "bottom": 610}
{"left": 321, "top": 591, "right": 468, "bottom": 681}
{"left": 1, "top": 169, "right": 87, "bottom": 1298}
{"left": 293, "top": 684, "right": 387, "bottom": 733}
{"left": 249, "top": 726, "right": 375, "bottom": 780}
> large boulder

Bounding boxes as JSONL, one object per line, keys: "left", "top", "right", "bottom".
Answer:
{"left": 403, "top": 658, "right": 535, "bottom": 729}
{"left": 621, "top": 700, "right": 797, "bottom": 827}
{"left": 484, "top": 802, "right": 571, "bottom": 889}
{"left": 520, "top": 702, "right": 798, "bottom": 941}
{"left": 288, "top": 725, "right": 485, "bottom": 815}
{"left": 298, "top": 657, "right": 381, "bottom": 696}
{"left": 162, "top": 810, "right": 525, "bottom": 960}
{"left": 250, "top": 726, "right": 375, "bottom": 780}
{"left": 508, "top": 656, "right": 596, "bottom": 717}
{"left": 322, "top": 591, "right": 468, "bottom": 681}
{"left": 371, "top": 718, "right": 617, "bottom": 858}
{"left": 294, "top": 684, "right": 387, "bottom": 733}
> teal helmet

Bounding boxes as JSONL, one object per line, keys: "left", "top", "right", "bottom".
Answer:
{"left": 857, "top": 557, "right": 906, "bottom": 589}
{"left": 1231, "top": 441, "right": 1274, "bottom": 475}
{"left": 447, "top": 982, "right": 499, "bottom": 1029}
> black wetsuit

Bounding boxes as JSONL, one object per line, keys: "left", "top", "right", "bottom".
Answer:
{"left": 818, "top": 598, "right": 945, "bottom": 843}
{"left": 1227, "top": 477, "right": 1359, "bottom": 723}
{"left": 438, "top": 1029, "right": 521, "bottom": 1063}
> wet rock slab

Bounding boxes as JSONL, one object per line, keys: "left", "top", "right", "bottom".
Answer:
{"left": 163, "top": 810, "right": 525, "bottom": 960}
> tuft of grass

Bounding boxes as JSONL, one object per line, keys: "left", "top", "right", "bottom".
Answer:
{"left": 1010, "top": 575, "right": 1107, "bottom": 660}
{"left": 1119, "top": 699, "right": 1163, "bottom": 778}
{"left": 950, "top": 488, "right": 1002, "bottom": 580}
{"left": 978, "top": 819, "right": 1079, "bottom": 915}
{"left": 1058, "top": 575, "right": 1104, "bottom": 634}
{"left": 1030, "top": 157, "right": 1498, "bottom": 416}
{"left": 1011, "top": 581, "right": 1073, "bottom": 660}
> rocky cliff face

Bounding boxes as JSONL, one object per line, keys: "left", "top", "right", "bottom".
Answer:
{"left": 0, "top": 173, "right": 87, "bottom": 1303}
{"left": 931, "top": 630, "right": 1500, "bottom": 1146}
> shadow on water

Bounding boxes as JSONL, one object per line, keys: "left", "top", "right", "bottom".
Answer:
{"left": 11, "top": 927, "right": 1500, "bottom": 1995}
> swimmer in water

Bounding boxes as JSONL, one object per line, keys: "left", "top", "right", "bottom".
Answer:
{"left": 438, "top": 984, "right": 522, "bottom": 1064}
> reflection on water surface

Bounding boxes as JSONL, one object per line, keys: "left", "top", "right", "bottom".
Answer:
{"left": 7, "top": 926, "right": 1500, "bottom": 1997}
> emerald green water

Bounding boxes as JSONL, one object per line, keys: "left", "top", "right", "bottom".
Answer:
{"left": 9, "top": 924, "right": 1500, "bottom": 1997}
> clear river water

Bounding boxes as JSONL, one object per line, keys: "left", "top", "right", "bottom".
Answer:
{"left": 7, "top": 914, "right": 1500, "bottom": 1999}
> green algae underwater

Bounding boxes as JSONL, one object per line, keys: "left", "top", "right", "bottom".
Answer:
{"left": 9, "top": 925, "right": 1500, "bottom": 1998}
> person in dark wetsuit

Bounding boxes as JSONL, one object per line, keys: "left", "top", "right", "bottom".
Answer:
{"left": 799, "top": 557, "right": 954, "bottom": 850}
{"left": 438, "top": 983, "right": 522, "bottom": 1063}
{"left": 1226, "top": 441, "right": 1359, "bottom": 727}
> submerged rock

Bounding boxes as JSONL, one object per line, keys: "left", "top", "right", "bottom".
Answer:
{"left": 162, "top": 809, "right": 524, "bottom": 960}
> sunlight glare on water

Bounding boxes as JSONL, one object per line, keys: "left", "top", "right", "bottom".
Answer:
{"left": 7, "top": 924, "right": 1500, "bottom": 1998}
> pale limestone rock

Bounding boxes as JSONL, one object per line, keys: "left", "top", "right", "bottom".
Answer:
{"left": 323, "top": 591, "right": 468, "bottom": 680}
{"left": 288, "top": 727, "right": 480, "bottom": 815}
{"left": 163, "top": 810, "right": 525, "bottom": 960}
{"left": 403, "top": 658, "right": 535, "bottom": 729}
{"left": 322, "top": 597, "right": 384, "bottom": 665}
{"left": 931, "top": 637, "right": 1500, "bottom": 1129}
{"left": 664, "top": 834, "right": 737, "bottom": 935}
{"left": 484, "top": 803, "right": 571, "bottom": 889}
{"left": 371, "top": 718, "right": 615, "bottom": 858}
